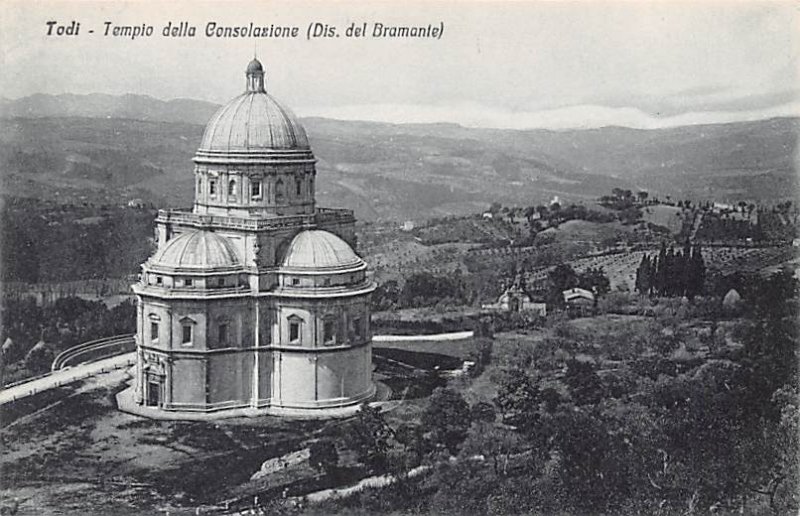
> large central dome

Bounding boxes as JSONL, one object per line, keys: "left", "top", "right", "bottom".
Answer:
{"left": 197, "top": 58, "right": 310, "bottom": 154}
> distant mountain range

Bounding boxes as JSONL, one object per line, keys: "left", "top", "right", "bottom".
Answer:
{"left": 0, "top": 93, "right": 796, "bottom": 220}
{"left": 0, "top": 93, "right": 220, "bottom": 126}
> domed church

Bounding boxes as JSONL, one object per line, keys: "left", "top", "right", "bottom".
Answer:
{"left": 130, "top": 59, "right": 376, "bottom": 414}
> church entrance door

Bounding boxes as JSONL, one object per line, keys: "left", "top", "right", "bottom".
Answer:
{"left": 147, "top": 380, "right": 162, "bottom": 407}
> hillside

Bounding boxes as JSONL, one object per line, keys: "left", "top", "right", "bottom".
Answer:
{"left": 0, "top": 93, "right": 797, "bottom": 220}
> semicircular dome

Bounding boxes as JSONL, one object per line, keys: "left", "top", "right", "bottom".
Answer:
{"left": 199, "top": 92, "right": 310, "bottom": 152}
{"left": 246, "top": 58, "right": 264, "bottom": 74}
{"left": 281, "top": 230, "right": 364, "bottom": 271}
{"left": 150, "top": 230, "right": 240, "bottom": 269}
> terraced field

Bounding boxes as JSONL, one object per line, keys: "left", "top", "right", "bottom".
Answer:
{"left": 525, "top": 245, "right": 799, "bottom": 293}
{"left": 702, "top": 246, "right": 799, "bottom": 275}
{"left": 364, "top": 240, "right": 478, "bottom": 282}
{"left": 526, "top": 251, "right": 647, "bottom": 291}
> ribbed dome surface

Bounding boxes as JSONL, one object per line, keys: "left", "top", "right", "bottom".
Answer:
{"left": 282, "top": 230, "right": 363, "bottom": 270}
{"left": 199, "top": 92, "right": 310, "bottom": 152}
{"left": 151, "top": 230, "right": 240, "bottom": 269}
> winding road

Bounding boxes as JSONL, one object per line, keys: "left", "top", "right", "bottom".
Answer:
{"left": 0, "top": 352, "right": 135, "bottom": 406}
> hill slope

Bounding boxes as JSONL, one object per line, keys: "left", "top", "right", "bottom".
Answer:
{"left": 0, "top": 94, "right": 796, "bottom": 219}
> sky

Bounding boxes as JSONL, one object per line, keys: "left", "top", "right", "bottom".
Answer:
{"left": 1, "top": 0, "right": 798, "bottom": 129}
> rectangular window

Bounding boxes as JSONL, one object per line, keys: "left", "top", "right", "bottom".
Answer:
{"left": 218, "top": 323, "right": 228, "bottom": 345}
{"left": 291, "top": 277, "right": 300, "bottom": 286}
{"left": 323, "top": 320, "right": 335, "bottom": 344}
{"left": 150, "top": 322, "right": 159, "bottom": 342}
{"left": 353, "top": 318, "right": 363, "bottom": 339}
{"left": 182, "top": 325, "right": 192, "bottom": 345}
{"left": 184, "top": 278, "right": 193, "bottom": 287}
{"left": 217, "top": 278, "right": 225, "bottom": 287}
{"left": 289, "top": 321, "right": 300, "bottom": 343}
{"left": 209, "top": 179, "right": 217, "bottom": 196}
{"left": 156, "top": 276, "right": 163, "bottom": 285}
{"left": 251, "top": 180, "right": 262, "bottom": 198}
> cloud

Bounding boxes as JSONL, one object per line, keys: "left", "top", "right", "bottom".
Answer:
{"left": 299, "top": 100, "right": 800, "bottom": 131}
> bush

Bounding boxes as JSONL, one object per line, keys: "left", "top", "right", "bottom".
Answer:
{"left": 309, "top": 440, "right": 339, "bottom": 477}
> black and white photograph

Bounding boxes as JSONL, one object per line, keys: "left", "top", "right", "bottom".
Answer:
{"left": 0, "top": 1, "right": 798, "bottom": 514}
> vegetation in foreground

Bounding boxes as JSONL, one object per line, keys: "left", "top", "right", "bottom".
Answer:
{"left": 1, "top": 270, "right": 797, "bottom": 515}
{"left": 292, "top": 271, "right": 798, "bottom": 516}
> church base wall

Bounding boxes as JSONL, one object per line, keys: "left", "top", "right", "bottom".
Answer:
{"left": 117, "top": 383, "right": 384, "bottom": 421}
{"left": 134, "top": 344, "right": 373, "bottom": 414}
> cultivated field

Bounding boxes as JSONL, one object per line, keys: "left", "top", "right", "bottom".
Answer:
{"left": 525, "top": 245, "right": 799, "bottom": 293}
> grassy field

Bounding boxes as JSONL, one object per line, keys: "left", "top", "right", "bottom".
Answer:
{"left": 0, "top": 369, "right": 333, "bottom": 515}
{"left": 640, "top": 205, "right": 686, "bottom": 234}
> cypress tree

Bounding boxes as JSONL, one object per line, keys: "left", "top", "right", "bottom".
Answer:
{"left": 689, "top": 244, "right": 706, "bottom": 297}
{"left": 635, "top": 255, "right": 648, "bottom": 294}
{"left": 655, "top": 243, "right": 668, "bottom": 295}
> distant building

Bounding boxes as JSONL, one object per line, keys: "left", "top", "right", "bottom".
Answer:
{"left": 562, "top": 287, "right": 595, "bottom": 316}
{"left": 483, "top": 274, "right": 546, "bottom": 316}
{"left": 401, "top": 220, "right": 415, "bottom": 231}
{"left": 127, "top": 198, "right": 144, "bottom": 208}
{"left": 131, "top": 59, "right": 375, "bottom": 416}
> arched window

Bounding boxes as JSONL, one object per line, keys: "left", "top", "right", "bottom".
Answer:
{"left": 179, "top": 317, "right": 196, "bottom": 346}
{"left": 287, "top": 315, "right": 303, "bottom": 344}
{"left": 352, "top": 317, "right": 363, "bottom": 339}
{"left": 295, "top": 178, "right": 303, "bottom": 196}
{"left": 323, "top": 316, "right": 336, "bottom": 345}
{"left": 218, "top": 322, "right": 228, "bottom": 345}
{"left": 275, "top": 179, "right": 284, "bottom": 202}
{"left": 197, "top": 177, "right": 203, "bottom": 194}
{"left": 251, "top": 179, "right": 262, "bottom": 199}
{"left": 148, "top": 313, "right": 161, "bottom": 343}
{"left": 228, "top": 179, "right": 237, "bottom": 196}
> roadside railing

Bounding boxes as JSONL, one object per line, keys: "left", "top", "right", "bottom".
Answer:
{"left": 51, "top": 334, "right": 135, "bottom": 371}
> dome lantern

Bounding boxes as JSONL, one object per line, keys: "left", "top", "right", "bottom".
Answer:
{"left": 246, "top": 58, "right": 266, "bottom": 93}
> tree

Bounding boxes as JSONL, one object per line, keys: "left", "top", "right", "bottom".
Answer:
{"left": 372, "top": 280, "right": 401, "bottom": 311}
{"left": 686, "top": 245, "right": 706, "bottom": 298}
{"left": 309, "top": 439, "right": 339, "bottom": 477}
{"left": 394, "top": 422, "right": 429, "bottom": 466}
{"left": 344, "top": 402, "right": 394, "bottom": 473}
{"left": 635, "top": 254, "right": 653, "bottom": 295}
{"left": 422, "top": 387, "right": 472, "bottom": 455}
{"left": 460, "top": 422, "right": 523, "bottom": 477}
{"left": 551, "top": 406, "right": 636, "bottom": 513}
{"left": 548, "top": 264, "right": 578, "bottom": 306}
{"left": 578, "top": 267, "right": 610, "bottom": 297}
{"left": 470, "top": 401, "right": 497, "bottom": 423}
{"left": 24, "top": 340, "right": 53, "bottom": 374}
{"left": 564, "top": 359, "right": 605, "bottom": 405}
{"left": 494, "top": 368, "right": 540, "bottom": 430}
